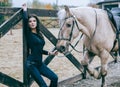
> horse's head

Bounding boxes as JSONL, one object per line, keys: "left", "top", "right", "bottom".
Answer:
{"left": 56, "top": 6, "right": 80, "bottom": 53}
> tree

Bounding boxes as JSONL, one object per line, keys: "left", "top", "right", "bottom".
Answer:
{"left": 0, "top": 0, "right": 12, "bottom": 7}
{"left": 45, "top": 4, "right": 53, "bottom": 10}
{"left": 31, "top": 0, "right": 42, "bottom": 9}
{"left": 88, "top": 3, "right": 99, "bottom": 8}
{"left": 0, "top": 0, "right": 12, "bottom": 24}
{"left": 27, "top": 0, "right": 56, "bottom": 10}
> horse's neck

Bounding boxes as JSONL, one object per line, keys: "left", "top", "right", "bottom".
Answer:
{"left": 71, "top": 8, "right": 97, "bottom": 39}
{"left": 77, "top": 19, "right": 91, "bottom": 39}
{"left": 73, "top": 14, "right": 91, "bottom": 39}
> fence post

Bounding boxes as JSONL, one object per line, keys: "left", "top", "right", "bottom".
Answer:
{"left": 22, "top": 11, "right": 29, "bottom": 87}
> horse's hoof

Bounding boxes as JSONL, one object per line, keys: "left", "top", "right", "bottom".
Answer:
{"left": 101, "top": 84, "right": 107, "bottom": 87}
{"left": 114, "top": 59, "right": 117, "bottom": 63}
{"left": 82, "top": 73, "right": 86, "bottom": 79}
{"left": 97, "top": 73, "right": 101, "bottom": 79}
{"left": 94, "top": 68, "right": 101, "bottom": 79}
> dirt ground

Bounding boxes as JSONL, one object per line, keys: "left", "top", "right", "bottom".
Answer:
{"left": 61, "top": 61, "right": 120, "bottom": 87}
{"left": 0, "top": 28, "right": 119, "bottom": 87}
{"left": 0, "top": 28, "right": 83, "bottom": 87}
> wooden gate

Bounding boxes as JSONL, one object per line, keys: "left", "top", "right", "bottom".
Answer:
{"left": 0, "top": 8, "right": 83, "bottom": 87}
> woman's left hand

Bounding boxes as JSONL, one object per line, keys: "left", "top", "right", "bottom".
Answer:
{"left": 48, "top": 50, "right": 58, "bottom": 55}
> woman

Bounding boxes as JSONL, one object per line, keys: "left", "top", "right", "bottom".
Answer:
{"left": 22, "top": 4, "right": 58, "bottom": 87}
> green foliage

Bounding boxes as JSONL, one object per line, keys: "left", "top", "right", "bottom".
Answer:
{"left": 27, "top": 0, "right": 43, "bottom": 9}
{"left": 32, "top": 0, "right": 41, "bottom": 8}
{"left": 27, "top": 0, "right": 58, "bottom": 10}
{"left": 0, "top": 0, "right": 12, "bottom": 7}
{"left": 52, "top": 3, "right": 58, "bottom": 10}
{"left": 0, "top": 0, "right": 12, "bottom": 25}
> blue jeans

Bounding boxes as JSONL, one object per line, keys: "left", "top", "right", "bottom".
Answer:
{"left": 26, "top": 61, "right": 58, "bottom": 87}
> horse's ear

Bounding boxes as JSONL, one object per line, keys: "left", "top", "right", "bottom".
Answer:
{"left": 64, "top": 5, "right": 71, "bottom": 16}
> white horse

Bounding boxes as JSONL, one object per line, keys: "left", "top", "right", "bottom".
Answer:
{"left": 56, "top": 6, "right": 118, "bottom": 87}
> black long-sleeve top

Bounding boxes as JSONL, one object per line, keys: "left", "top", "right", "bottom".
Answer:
{"left": 23, "top": 11, "right": 48, "bottom": 64}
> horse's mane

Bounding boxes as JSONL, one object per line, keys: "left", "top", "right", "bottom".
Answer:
{"left": 57, "top": 9, "right": 66, "bottom": 20}
{"left": 57, "top": 7, "right": 93, "bottom": 20}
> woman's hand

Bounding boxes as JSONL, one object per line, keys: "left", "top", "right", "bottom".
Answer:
{"left": 48, "top": 50, "right": 58, "bottom": 56}
{"left": 22, "top": 3, "right": 27, "bottom": 11}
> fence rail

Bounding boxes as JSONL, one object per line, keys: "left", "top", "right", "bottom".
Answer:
{"left": 0, "top": 7, "right": 83, "bottom": 87}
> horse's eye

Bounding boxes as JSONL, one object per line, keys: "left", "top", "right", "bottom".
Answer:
{"left": 66, "top": 23, "right": 71, "bottom": 27}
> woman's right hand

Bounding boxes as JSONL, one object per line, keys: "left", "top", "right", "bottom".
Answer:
{"left": 22, "top": 3, "right": 27, "bottom": 11}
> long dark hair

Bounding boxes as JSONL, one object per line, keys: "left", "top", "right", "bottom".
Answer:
{"left": 28, "top": 14, "right": 44, "bottom": 39}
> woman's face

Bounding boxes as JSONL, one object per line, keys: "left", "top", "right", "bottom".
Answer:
{"left": 28, "top": 17, "right": 37, "bottom": 29}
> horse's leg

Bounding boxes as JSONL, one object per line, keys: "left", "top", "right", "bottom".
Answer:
{"left": 110, "top": 51, "right": 118, "bottom": 63}
{"left": 81, "top": 51, "right": 97, "bottom": 79}
{"left": 81, "top": 51, "right": 89, "bottom": 79}
{"left": 99, "top": 49, "right": 109, "bottom": 87}
{"left": 113, "top": 51, "right": 118, "bottom": 63}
